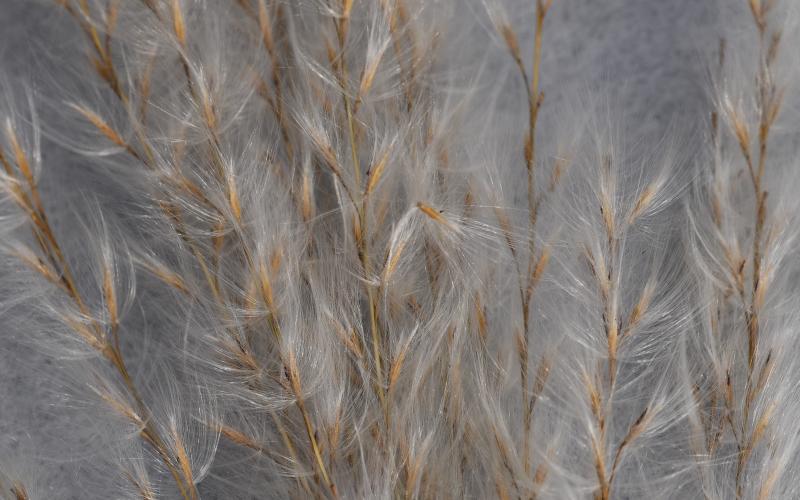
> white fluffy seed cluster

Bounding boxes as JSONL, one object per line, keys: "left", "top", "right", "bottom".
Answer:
{"left": 1, "top": 0, "right": 800, "bottom": 499}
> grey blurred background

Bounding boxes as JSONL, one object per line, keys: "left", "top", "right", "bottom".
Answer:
{"left": 0, "top": 0, "right": 716, "bottom": 497}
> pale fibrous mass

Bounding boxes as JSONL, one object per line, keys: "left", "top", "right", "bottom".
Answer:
{"left": 1, "top": 0, "right": 799, "bottom": 499}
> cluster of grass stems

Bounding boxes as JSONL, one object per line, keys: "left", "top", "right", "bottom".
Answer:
{"left": 1, "top": 0, "right": 800, "bottom": 498}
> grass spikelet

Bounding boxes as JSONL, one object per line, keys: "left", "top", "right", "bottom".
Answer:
{"left": 529, "top": 245, "right": 550, "bottom": 290}
{"left": 68, "top": 103, "right": 141, "bottom": 159}
{"left": 416, "top": 201, "right": 454, "bottom": 230}
{"left": 170, "top": 425, "right": 197, "bottom": 500}
{"left": 8, "top": 245, "right": 63, "bottom": 289}
{"left": 216, "top": 423, "right": 265, "bottom": 453}
{"left": 10, "top": 482, "right": 28, "bottom": 500}
{"left": 300, "top": 163, "right": 315, "bottom": 221}
{"left": 609, "top": 406, "right": 654, "bottom": 484}
{"left": 67, "top": 99, "right": 103, "bottom": 146}
{"left": 365, "top": 144, "right": 393, "bottom": 196}
{"left": 382, "top": 238, "right": 407, "bottom": 285}
{"left": 627, "top": 183, "right": 658, "bottom": 224}
{"left": 94, "top": 384, "right": 143, "bottom": 428}
{"left": 623, "top": 279, "right": 655, "bottom": 339}
{"left": 139, "top": 257, "right": 189, "bottom": 295}
{"left": 226, "top": 170, "right": 242, "bottom": 222}
{"left": 171, "top": 0, "right": 187, "bottom": 47}
{"left": 256, "top": 0, "right": 275, "bottom": 57}
{"left": 388, "top": 335, "right": 413, "bottom": 393}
